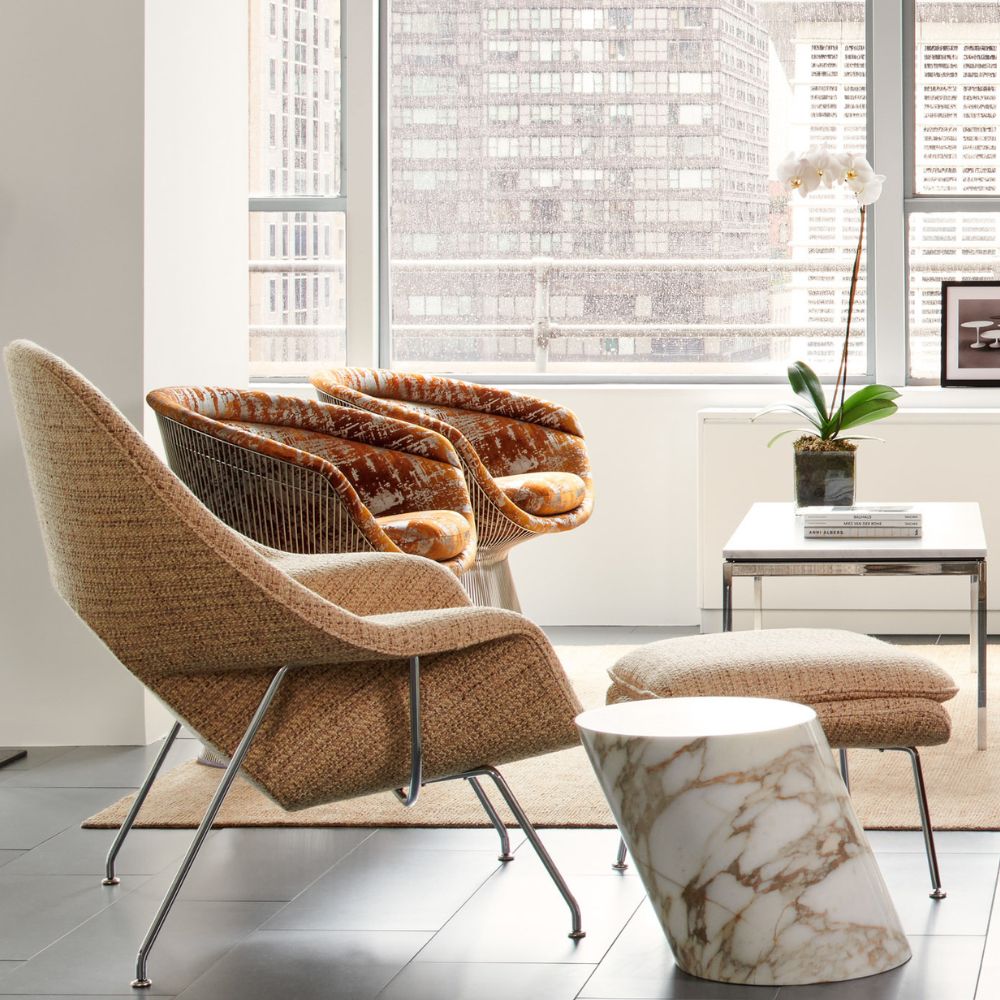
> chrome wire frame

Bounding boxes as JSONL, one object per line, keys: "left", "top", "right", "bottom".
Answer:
{"left": 610, "top": 745, "right": 946, "bottom": 900}
{"left": 316, "top": 389, "right": 536, "bottom": 612}
{"left": 131, "top": 666, "right": 291, "bottom": 989}
{"left": 158, "top": 416, "right": 380, "bottom": 557}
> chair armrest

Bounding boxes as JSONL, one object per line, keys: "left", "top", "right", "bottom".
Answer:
{"left": 256, "top": 547, "right": 473, "bottom": 615}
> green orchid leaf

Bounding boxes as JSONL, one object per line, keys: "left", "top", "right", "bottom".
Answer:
{"left": 766, "top": 428, "right": 816, "bottom": 448}
{"left": 836, "top": 398, "right": 898, "bottom": 431}
{"left": 752, "top": 402, "right": 823, "bottom": 431}
{"left": 838, "top": 435, "right": 885, "bottom": 442}
{"left": 840, "top": 384, "right": 900, "bottom": 415}
{"left": 787, "top": 362, "right": 829, "bottom": 423}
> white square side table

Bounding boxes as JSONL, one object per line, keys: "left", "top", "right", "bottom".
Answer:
{"left": 721, "top": 502, "right": 988, "bottom": 749}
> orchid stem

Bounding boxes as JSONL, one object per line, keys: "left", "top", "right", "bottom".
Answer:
{"left": 831, "top": 204, "right": 865, "bottom": 431}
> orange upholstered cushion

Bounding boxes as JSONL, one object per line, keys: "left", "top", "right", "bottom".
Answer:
{"left": 375, "top": 509, "right": 472, "bottom": 562}
{"left": 495, "top": 472, "right": 586, "bottom": 516}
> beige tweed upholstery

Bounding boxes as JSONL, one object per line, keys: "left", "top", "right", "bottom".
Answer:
{"left": 4, "top": 340, "right": 582, "bottom": 811}
{"left": 607, "top": 628, "right": 958, "bottom": 748}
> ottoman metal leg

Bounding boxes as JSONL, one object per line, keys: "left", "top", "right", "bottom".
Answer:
{"left": 886, "top": 746, "right": 945, "bottom": 900}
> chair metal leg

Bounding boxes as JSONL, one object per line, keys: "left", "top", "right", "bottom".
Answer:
{"left": 103, "top": 721, "right": 182, "bottom": 886}
{"left": 392, "top": 656, "right": 423, "bottom": 808}
{"left": 839, "top": 747, "right": 850, "bottom": 792}
{"left": 467, "top": 775, "right": 514, "bottom": 861}
{"left": 612, "top": 835, "right": 628, "bottom": 871}
{"left": 472, "top": 765, "right": 584, "bottom": 939}
{"left": 130, "top": 667, "right": 289, "bottom": 989}
{"left": 892, "top": 746, "right": 946, "bottom": 900}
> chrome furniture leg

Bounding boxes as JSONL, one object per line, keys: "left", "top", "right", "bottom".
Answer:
{"left": 131, "top": 667, "right": 289, "bottom": 989}
{"left": 392, "top": 656, "right": 423, "bottom": 807}
{"left": 467, "top": 776, "right": 514, "bottom": 861}
{"left": 722, "top": 561, "right": 733, "bottom": 632}
{"left": 753, "top": 576, "right": 763, "bottom": 630}
{"left": 973, "top": 562, "right": 988, "bottom": 750}
{"left": 838, "top": 748, "right": 850, "bottom": 792}
{"left": 890, "top": 746, "right": 945, "bottom": 900}
{"left": 103, "top": 721, "right": 182, "bottom": 886}
{"left": 433, "top": 765, "right": 584, "bottom": 939}
{"left": 612, "top": 836, "right": 628, "bottom": 871}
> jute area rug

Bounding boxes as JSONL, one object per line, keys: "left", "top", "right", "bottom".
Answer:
{"left": 84, "top": 642, "right": 997, "bottom": 831}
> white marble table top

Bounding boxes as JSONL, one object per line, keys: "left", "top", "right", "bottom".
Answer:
{"left": 576, "top": 696, "right": 815, "bottom": 739}
{"left": 723, "top": 501, "right": 985, "bottom": 561}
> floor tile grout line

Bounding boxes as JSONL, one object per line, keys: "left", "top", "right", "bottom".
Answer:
{"left": 973, "top": 860, "right": 1000, "bottom": 999}
{"left": 572, "top": 894, "right": 646, "bottom": 999}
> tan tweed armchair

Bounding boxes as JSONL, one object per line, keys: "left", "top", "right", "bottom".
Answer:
{"left": 146, "top": 386, "right": 477, "bottom": 574}
{"left": 5, "top": 341, "right": 586, "bottom": 989}
{"left": 310, "top": 368, "right": 593, "bottom": 611}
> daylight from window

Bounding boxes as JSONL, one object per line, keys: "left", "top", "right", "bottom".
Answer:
{"left": 388, "top": 0, "right": 868, "bottom": 375}
{"left": 909, "top": 4, "right": 1000, "bottom": 380}
{"left": 249, "top": 0, "right": 345, "bottom": 379}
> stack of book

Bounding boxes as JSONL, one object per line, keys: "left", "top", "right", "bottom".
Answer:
{"left": 801, "top": 505, "right": 923, "bottom": 539}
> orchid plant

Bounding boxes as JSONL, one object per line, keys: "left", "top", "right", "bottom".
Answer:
{"left": 756, "top": 148, "right": 900, "bottom": 448}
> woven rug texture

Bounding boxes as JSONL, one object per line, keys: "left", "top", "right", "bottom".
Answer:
{"left": 83, "top": 641, "right": 995, "bottom": 831}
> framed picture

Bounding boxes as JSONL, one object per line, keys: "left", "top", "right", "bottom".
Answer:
{"left": 941, "top": 280, "right": 1000, "bottom": 386}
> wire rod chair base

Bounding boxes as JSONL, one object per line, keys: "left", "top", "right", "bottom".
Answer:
{"left": 130, "top": 667, "right": 290, "bottom": 989}
{"left": 460, "top": 557, "right": 522, "bottom": 612}
{"left": 103, "top": 720, "right": 182, "bottom": 886}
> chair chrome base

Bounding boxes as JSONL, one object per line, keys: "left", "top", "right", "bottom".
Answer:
{"left": 112, "top": 659, "right": 584, "bottom": 988}
{"left": 461, "top": 556, "right": 521, "bottom": 612}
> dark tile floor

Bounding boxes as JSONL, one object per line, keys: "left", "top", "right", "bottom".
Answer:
{"left": 0, "top": 628, "right": 996, "bottom": 999}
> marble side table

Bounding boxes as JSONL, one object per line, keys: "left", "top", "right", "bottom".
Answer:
{"left": 577, "top": 696, "right": 910, "bottom": 986}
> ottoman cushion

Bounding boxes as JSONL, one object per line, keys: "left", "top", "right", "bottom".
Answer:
{"left": 607, "top": 628, "right": 959, "bottom": 748}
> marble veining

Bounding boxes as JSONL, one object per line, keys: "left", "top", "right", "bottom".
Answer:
{"left": 578, "top": 699, "right": 911, "bottom": 986}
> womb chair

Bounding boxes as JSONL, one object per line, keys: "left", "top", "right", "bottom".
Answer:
{"left": 5, "top": 341, "right": 586, "bottom": 990}
{"left": 146, "top": 386, "right": 477, "bottom": 573}
{"left": 311, "top": 368, "right": 594, "bottom": 611}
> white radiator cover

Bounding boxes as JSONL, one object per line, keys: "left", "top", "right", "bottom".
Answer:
{"left": 699, "top": 408, "right": 998, "bottom": 634}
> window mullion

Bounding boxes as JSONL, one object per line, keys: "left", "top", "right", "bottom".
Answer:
{"left": 343, "top": 0, "right": 379, "bottom": 368}
{"left": 870, "top": 0, "right": 908, "bottom": 387}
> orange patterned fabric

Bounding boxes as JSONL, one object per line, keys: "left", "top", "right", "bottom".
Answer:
{"left": 146, "top": 387, "right": 476, "bottom": 572}
{"left": 375, "top": 510, "right": 471, "bottom": 561}
{"left": 310, "top": 369, "right": 593, "bottom": 554}
{"left": 494, "top": 472, "right": 587, "bottom": 517}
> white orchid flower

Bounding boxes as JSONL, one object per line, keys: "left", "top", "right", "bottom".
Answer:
{"left": 776, "top": 151, "right": 821, "bottom": 197}
{"left": 833, "top": 153, "right": 885, "bottom": 204}
{"left": 805, "top": 146, "right": 838, "bottom": 188}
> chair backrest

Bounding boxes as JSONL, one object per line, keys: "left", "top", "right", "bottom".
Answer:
{"left": 4, "top": 340, "right": 398, "bottom": 681}
{"left": 314, "top": 366, "right": 585, "bottom": 437}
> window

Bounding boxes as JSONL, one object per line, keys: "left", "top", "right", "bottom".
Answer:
{"left": 386, "top": 1, "right": 870, "bottom": 376}
{"left": 249, "top": 0, "right": 344, "bottom": 379}
{"left": 908, "top": 4, "right": 1000, "bottom": 380}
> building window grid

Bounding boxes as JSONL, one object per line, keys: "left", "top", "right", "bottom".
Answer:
{"left": 249, "top": 0, "right": 345, "bottom": 377}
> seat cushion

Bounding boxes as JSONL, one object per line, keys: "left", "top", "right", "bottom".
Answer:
{"left": 606, "top": 628, "right": 958, "bottom": 748}
{"left": 375, "top": 509, "right": 471, "bottom": 562}
{"left": 495, "top": 471, "right": 586, "bottom": 516}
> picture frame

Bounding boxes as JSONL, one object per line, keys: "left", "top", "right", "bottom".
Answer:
{"left": 940, "top": 280, "right": 1000, "bottom": 386}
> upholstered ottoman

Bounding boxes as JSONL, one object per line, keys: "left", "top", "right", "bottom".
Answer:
{"left": 607, "top": 628, "right": 959, "bottom": 897}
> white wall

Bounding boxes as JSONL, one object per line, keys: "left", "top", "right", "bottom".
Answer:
{"left": 0, "top": 0, "right": 247, "bottom": 746}
{"left": 0, "top": 0, "right": 147, "bottom": 746}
